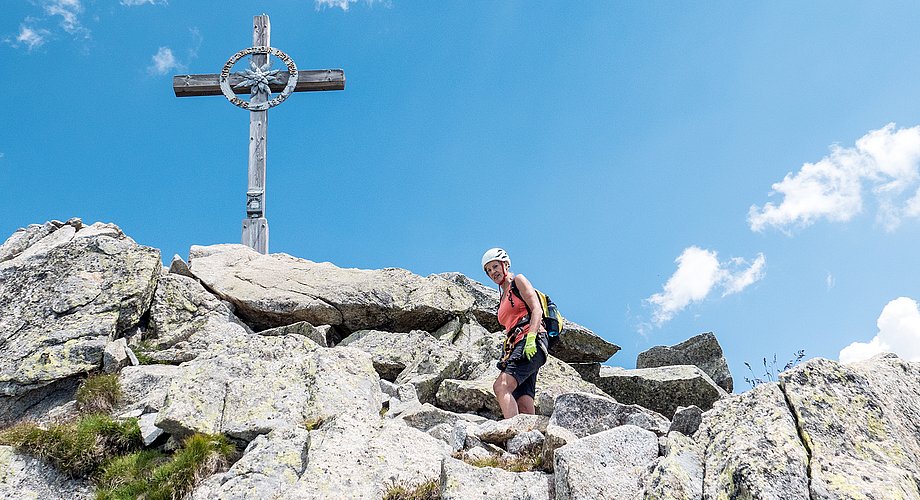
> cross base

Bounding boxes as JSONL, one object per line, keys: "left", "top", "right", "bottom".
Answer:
{"left": 242, "top": 217, "right": 269, "bottom": 254}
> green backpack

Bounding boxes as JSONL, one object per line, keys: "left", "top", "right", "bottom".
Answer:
{"left": 509, "top": 279, "right": 566, "bottom": 349}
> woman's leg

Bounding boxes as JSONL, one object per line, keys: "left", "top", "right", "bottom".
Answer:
{"left": 516, "top": 395, "right": 535, "bottom": 414}
{"left": 511, "top": 349, "right": 544, "bottom": 415}
{"left": 493, "top": 372, "right": 520, "bottom": 419}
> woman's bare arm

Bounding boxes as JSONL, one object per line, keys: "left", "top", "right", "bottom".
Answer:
{"left": 514, "top": 274, "right": 544, "bottom": 333}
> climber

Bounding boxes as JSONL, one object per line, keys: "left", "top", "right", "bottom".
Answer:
{"left": 482, "top": 248, "right": 548, "bottom": 419}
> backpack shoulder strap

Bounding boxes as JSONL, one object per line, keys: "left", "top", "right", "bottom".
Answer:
{"left": 509, "top": 279, "right": 530, "bottom": 314}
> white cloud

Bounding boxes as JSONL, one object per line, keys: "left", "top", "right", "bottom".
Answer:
{"left": 721, "top": 254, "right": 766, "bottom": 296}
{"left": 15, "top": 25, "right": 47, "bottom": 51}
{"left": 148, "top": 47, "right": 182, "bottom": 75}
{"left": 645, "top": 246, "right": 766, "bottom": 327}
{"left": 839, "top": 297, "right": 920, "bottom": 363}
{"left": 9, "top": 1, "right": 89, "bottom": 50}
{"left": 121, "top": 0, "right": 168, "bottom": 5}
{"left": 44, "top": 0, "right": 86, "bottom": 36}
{"left": 826, "top": 272, "right": 835, "bottom": 290}
{"left": 186, "top": 27, "right": 202, "bottom": 60}
{"left": 314, "top": 0, "right": 389, "bottom": 11}
{"left": 146, "top": 30, "right": 198, "bottom": 76}
{"left": 749, "top": 123, "right": 920, "bottom": 233}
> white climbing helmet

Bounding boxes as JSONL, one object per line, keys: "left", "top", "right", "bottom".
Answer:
{"left": 481, "top": 248, "right": 510, "bottom": 271}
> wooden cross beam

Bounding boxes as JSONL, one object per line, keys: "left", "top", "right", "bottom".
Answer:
{"left": 173, "top": 69, "right": 345, "bottom": 97}
{"left": 173, "top": 14, "right": 345, "bottom": 255}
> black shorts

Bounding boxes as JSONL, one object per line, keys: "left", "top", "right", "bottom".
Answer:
{"left": 500, "top": 338, "right": 547, "bottom": 400}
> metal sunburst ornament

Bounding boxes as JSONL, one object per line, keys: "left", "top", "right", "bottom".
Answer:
{"left": 235, "top": 60, "right": 283, "bottom": 100}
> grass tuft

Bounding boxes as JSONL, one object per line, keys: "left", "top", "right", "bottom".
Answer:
{"left": 76, "top": 374, "right": 121, "bottom": 415}
{"left": 95, "top": 433, "right": 237, "bottom": 500}
{"left": 382, "top": 478, "right": 440, "bottom": 500}
{"left": 1, "top": 411, "right": 236, "bottom": 499}
{"left": 94, "top": 449, "right": 168, "bottom": 492}
{"left": 744, "top": 349, "right": 806, "bottom": 389}
{"left": 0, "top": 414, "right": 142, "bottom": 477}
{"left": 459, "top": 450, "right": 544, "bottom": 473}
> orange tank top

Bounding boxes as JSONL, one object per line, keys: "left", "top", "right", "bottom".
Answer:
{"left": 498, "top": 282, "right": 530, "bottom": 334}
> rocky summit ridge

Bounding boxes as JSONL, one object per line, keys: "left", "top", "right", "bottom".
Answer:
{"left": 1, "top": 218, "right": 919, "bottom": 499}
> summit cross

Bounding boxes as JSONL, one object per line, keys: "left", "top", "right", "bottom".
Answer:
{"left": 173, "top": 14, "right": 345, "bottom": 254}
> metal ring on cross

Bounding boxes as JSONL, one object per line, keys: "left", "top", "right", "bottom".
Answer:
{"left": 219, "top": 46, "right": 298, "bottom": 111}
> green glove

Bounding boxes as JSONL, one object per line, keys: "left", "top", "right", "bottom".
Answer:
{"left": 523, "top": 332, "right": 538, "bottom": 360}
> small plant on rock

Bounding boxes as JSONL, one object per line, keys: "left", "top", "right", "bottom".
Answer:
{"left": 382, "top": 478, "right": 440, "bottom": 500}
{"left": 94, "top": 449, "right": 169, "bottom": 495}
{"left": 0, "top": 416, "right": 236, "bottom": 499}
{"left": 95, "top": 433, "right": 237, "bottom": 500}
{"left": 744, "top": 349, "right": 806, "bottom": 389}
{"left": 76, "top": 374, "right": 121, "bottom": 414}
{"left": 459, "top": 450, "right": 544, "bottom": 473}
{"left": 131, "top": 341, "right": 176, "bottom": 366}
{"left": 303, "top": 416, "right": 326, "bottom": 431}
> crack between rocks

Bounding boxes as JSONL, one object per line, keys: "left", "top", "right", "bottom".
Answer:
{"left": 192, "top": 276, "right": 259, "bottom": 329}
{"left": 286, "top": 276, "right": 344, "bottom": 314}
{"left": 779, "top": 379, "right": 814, "bottom": 500}
{"left": 7, "top": 329, "right": 110, "bottom": 366}
{"left": 131, "top": 267, "right": 160, "bottom": 331}
{"left": 52, "top": 289, "right": 104, "bottom": 318}
{"left": 6, "top": 376, "right": 80, "bottom": 422}
{"left": 218, "top": 380, "right": 231, "bottom": 434}
{"left": 236, "top": 274, "right": 272, "bottom": 291}
{"left": 193, "top": 275, "right": 234, "bottom": 304}
{"left": 700, "top": 434, "right": 709, "bottom": 499}
{"left": 316, "top": 295, "right": 343, "bottom": 318}
{"left": 3, "top": 322, "right": 28, "bottom": 347}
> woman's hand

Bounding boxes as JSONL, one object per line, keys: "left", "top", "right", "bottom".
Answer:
{"left": 523, "top": 331, "right": 538, "bottom": 360}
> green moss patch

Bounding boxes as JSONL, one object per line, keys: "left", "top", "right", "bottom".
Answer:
{"left": 131, "top": 342, "right": 176, "bottom": 366}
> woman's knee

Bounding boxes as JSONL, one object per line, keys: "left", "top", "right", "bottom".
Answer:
{"left": 493, "top": 373, "right": 515, "bottom": 395}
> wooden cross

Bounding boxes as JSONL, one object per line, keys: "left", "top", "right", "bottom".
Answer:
{"left": 173, "top": 14, "right": 345, "bottom": 254}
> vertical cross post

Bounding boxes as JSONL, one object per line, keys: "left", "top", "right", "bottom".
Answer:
{"left": 173, "top": 15, "right": 345, "bottom": 255}
{"left": 241, "top": 15, "right": 270, "bottom": 254}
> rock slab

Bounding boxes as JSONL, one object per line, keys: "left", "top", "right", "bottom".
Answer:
{"left": 0, "top": 220, "right": 161, "bottom": 399}
{"left": 439, "top": 457, "right": 553, "bottom": 500}
{"left": 0, "top": 445, "right": 93, "bottom": 499}
{"left": 637, "top": 331, "right": 733, "bottom": 392}
{"left": 696, "top": 382, "right": 809, "bottom": 499}
{"left": 554, "top": 425, "right": 659, "bottom": 500}
{"left": 594, "top": 364, "right": 727, "bottom": 417}
{"left": 282, "top": 416, "right": 451, "bottom": 499}
{"left": 145, "top": 273, "right": 253, "bottom": 363}
{"left": 192, "top": 425, "right": 309, "bottom": 500}
{"left": 780, "top": 354, "right": 920, "bottom": 499}
{"left": 549, "top": 391, "right": 670, "bottom": 438}
{"left": 188, "top": 244, "right": 474, "bottom": 333}
{"left": 157, "top": 334, "right": 382, "bottom": 442}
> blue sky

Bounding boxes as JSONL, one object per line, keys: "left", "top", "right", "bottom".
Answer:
{"left": 4, "top": 1, "right": 920, "bottom": 390}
